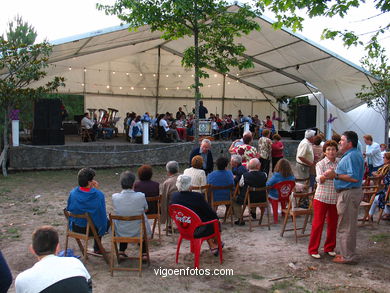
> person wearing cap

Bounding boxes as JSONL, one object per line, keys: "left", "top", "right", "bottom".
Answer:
{"left": 296, "top": 129, "right": 316, "bottom": 180}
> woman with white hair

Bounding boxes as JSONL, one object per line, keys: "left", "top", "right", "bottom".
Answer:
{"left": 170, "top": 175, "right": 223, "bottom": 256}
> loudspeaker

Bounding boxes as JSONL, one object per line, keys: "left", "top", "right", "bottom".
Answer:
{"left": 296, "top": 105, "right": 316, "bottom": 130}
{"left": 48, "top": 99, "right": 62, "bottom": 130}
{"left": 32, "top": 129, "right": 49, "bottom": 145}
{"left": 49, "top": 129, "right": 65, "bottom": 145}
{"left": 33, "top": 99, "right": 62, "bottom": 130}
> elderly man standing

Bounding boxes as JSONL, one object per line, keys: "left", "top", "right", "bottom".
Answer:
{"left": 189, "top": 139, "right": 214, "bottom": 175}
{"left": 160, "top": 161, "right": 180, "bottom": 225}
{"left": 363, "top": 134, "right": 383, "bottom": 176}
{"left": 296, "top": 129, "right": 316, "bottom": 181}
{"left": 324, "top": 131, "right": 364, "bottom": 264}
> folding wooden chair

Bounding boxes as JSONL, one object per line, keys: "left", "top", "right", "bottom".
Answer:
{"left": 359, "top": 184, "right": 381, "bottom": 226}
{"left": 208, "top": 184, "right": 234, "bottom": 226}
{"left": 63, "top": 209, "right": 109, "bottom": 264}
{"left": 240, "top": 186, "right": 271, "bottom": 232}
{"left": 80, "top": 127, "right": 92, "bottom": 142}
{"left": 189, "top": 185, "right": 209, "bottom": 202}
{"left": 280, "top": 191, "right": 314, "bottom": 243}
{"left": 145, "top": 196, "right": 161, "bottom": 242}
{"left": 109, "top": 214, "right": 150, "bottom": 276}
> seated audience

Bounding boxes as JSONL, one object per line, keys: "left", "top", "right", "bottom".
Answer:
{"left": 134, "top": 165, "right": 159, "bottom": 214}
{"left": 183, "top": 155, "right": 207, "bottom": 190}
{"left": 0, "top": 250, "right": 12, "bottom": 293}
{"left": 230, "top": 154, "right": 248, "bottom": 186}
{"left": 266, "top": 159, "right": 295, "bottom": 224}
{"left": 233, "top": 158, "right": 267, "bottom": 225}
{"left": 369, "top": 152, "right": 390, "bottom": 221}
{"left": 207, "top": 157, "right": 234, "bottom": 203}
{"left": 15, "top": 226, "right": 91, "bottom": 293}
{"left": 229, "top": 132, "right": 259, "bottom": 167}
{"left": 189, "top": 139, "right": 214, "bottom": 175}
{"left": 170, "top": 175, "right": 223, "bottom": 256}
{"left": 67, "top": 168, "right": 108, "bottom": 254}
{"left": 112, "top": 171, "right": 151, "bottom": 257}
{"left": 160, "top": 161, "right": 180, "bottom": 225}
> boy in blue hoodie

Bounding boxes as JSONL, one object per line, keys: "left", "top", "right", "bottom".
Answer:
{"left": 67, "top": 168, "right": 108, "bottom": 254}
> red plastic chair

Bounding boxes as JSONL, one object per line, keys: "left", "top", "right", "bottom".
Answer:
{"left": 169, "top": 204, "right": 223, "bottom": 268}
{"left": 270, "top": 181, "right": 296, "bottom": 224}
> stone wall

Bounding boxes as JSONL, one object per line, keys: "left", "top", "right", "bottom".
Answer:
{"left": 9, "top": 140, "right": 300, "bottom": 170}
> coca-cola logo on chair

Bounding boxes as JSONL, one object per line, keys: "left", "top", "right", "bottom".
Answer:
{"left": 175, "top": 212, "right": 191, "bottom": 228}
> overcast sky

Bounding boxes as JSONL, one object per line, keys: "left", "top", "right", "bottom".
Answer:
{"left": 1, "top": 0, "right": 389, "bottom": 65}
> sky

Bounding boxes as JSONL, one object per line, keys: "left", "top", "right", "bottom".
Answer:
{"left": 0, "top": 0, "right": 389, "bottom": 66}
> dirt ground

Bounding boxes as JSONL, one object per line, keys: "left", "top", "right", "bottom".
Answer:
{"left": 1, "top": 167, "right": 389, "bottom": 293}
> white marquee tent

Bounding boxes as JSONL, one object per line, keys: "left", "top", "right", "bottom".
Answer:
{"left": 33, "top": 5, "right": 380, "bottom": 137}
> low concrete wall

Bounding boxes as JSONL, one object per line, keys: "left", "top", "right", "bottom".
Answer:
{"left": 9, "top": 140, "right": 300, "bottom": 170}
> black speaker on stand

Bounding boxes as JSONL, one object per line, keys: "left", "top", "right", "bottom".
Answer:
{"left": 291, "top": 105, "right": 317, "bottom": 140}
{"left": 32, "top": 98, "right": 65, "bottom": 145}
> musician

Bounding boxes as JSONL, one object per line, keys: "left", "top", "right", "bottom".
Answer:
{"left": 81, "top": 113, "right": 96, "bottom": 141}
{"left": 199, "top": 101, "right": 208, "bottom": 119}
{"left": 100, "top": 113, "right": 114, "bottom": 139}
{"left": 159, "top": 114, "right": 181, "bottom": 142}
{"left": 176, "top": 107, "right": 186, "bottom": 120}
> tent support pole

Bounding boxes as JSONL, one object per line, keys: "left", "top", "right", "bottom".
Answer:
{"left": 323, "top": 96, "right": 328, "bottom": 138}
{"left": 155, "top": 46, "right": 161, "bottom": 115}
{"left": 222, "top": 75, "right": 226, "bottom": 116}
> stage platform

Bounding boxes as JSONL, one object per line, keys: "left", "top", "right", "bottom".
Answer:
{"left": 9, "top": 135, "right": 300, "bottom": 171}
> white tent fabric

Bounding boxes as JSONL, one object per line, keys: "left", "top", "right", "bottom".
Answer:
{"left": 33, "top": 5, "right": 377, "bottom": 125}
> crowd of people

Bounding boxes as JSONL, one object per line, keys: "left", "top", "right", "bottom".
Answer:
{"left": 81, "top": 102, "right": 276, "bottom": 144}
{"left": 2, "top": 129, "right": 390, "bottom": 292}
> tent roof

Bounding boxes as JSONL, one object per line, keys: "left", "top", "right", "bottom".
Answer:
{"left": 45, "top": 5, "right": 377, "bottom": 112}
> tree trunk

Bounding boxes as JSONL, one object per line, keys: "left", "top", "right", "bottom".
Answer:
{"left": 2, "top": 107, "right": 9, "bottom": 176}
{"left": 193, "top": 3, "right": 200, "bottom": 144}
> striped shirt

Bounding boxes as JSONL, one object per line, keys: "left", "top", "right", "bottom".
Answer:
{"left": 314, "top": 157, "right": 339, "bottom": 204}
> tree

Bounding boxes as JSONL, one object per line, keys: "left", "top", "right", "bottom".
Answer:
{"left": 0, "top": 17, "right": 64, "bottom": 176}
{"left": 255, "top": 0, "right": 389, "bottom": 140}
{"left": 97, "top": 0, "right": 260, "bottom": 141}
{"left": 356, "top": 46, "right": 390, "bottom": 142}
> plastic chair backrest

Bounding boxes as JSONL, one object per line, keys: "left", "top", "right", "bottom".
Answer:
{"left": 169, "top": 204, "right": 202, "bottom": 240}
{"left": 273, "top": 180, "right": 296, "bottom": 200}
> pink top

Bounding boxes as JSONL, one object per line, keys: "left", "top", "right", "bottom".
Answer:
{"left": 272, "top": 141, "right": 284, "bottom": 158}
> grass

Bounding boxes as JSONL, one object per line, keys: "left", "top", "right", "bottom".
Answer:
{"left": 0, "top": 227, "right": 20, "bottom": 239}
{"left": 370, "top": 233, "right": 390, "bottom": 242}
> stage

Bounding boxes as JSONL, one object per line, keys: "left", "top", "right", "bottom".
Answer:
{"left": 9, "top": 135, "right": 300, "bottom": 170}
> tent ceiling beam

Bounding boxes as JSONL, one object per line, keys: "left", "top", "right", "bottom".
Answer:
{"left": 262, "top": 81, "right": 300, "bottom": 89}
{"left": 160, "top": 45, "right": 279, "bottom": 100}
{"left": 74, "top": 37, "right": 93, "bottom": 55}
{"left": 251, "top": 40, "right": 301, "bottom": 58}
{"left": 80, "top": 91, "right": 272, "bottom": 101}
{"left": 49, "top": 35, "right": 164, "bottom": 64}
{"left": 242, "top": 53, "right": 312, "bottom": 88}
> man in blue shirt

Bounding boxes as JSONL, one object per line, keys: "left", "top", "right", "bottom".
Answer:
{"left": 324, "top": 131, "right": 364, "bottom": 264}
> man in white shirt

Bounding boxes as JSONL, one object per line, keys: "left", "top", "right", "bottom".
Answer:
{"left": 364, "top": 134, "right": 384, "bottom": 176}
{"left": 159, "top": 114, "right": 181, "bottom": 142}
{"left": 15, "top": 226, "right": 91, "bottom": 293}
{"left": 296, "top": 129, "right": 316, "bottom": 180}
{"left": 80, "top": 112, "right": 96, "bottom": 141}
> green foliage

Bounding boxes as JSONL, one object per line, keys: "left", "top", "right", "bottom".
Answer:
{"left": 278, "top": 95, "right": 309, "bottom": 125}
{"left": 4, "top": 15, "right": 37, "bottom": 46}
{"left": 254, "top": 1, "right": 389, "bottom": 57}
{"left": 98, "top": 0, "right": 260, "bottom": 139}
{"left": 356, "top": 46, "right": 390, "bottom": 122}
{"left": 0, "top": 16, "right": 65, "bottom": 176}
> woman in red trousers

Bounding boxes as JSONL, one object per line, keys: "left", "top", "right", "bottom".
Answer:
{"left": 308, "top": 140, "right": 339, "bottom": 259}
